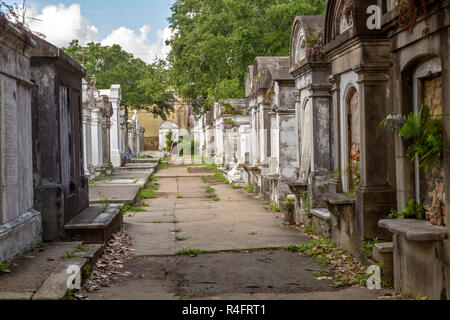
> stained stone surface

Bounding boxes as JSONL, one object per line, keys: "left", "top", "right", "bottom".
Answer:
{"left": 379, "top": 219, "right": 447, "bottom": 241}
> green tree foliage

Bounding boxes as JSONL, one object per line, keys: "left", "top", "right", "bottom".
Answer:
{"left": 63, "top": 40, "right": 174, "bottom": 119}
{"left": 167, "top": 0, "right": 327, "bottom": 111}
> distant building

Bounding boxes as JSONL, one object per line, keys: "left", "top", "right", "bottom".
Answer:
{"left": 128, "top": 94, "right": 192, "bottom": 151}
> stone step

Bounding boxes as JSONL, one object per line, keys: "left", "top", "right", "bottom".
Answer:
{"left": 0, "top": 241, "right": 104, "bottom": 301}
{"left": 65, "top": 205, "right": 123, "bottom": 244}
{"left": 114, "top": 164, "right": 157, "bottom": 172}
{"left": 32, "top": 258, "right": 88, "bottom": 300}
{"left": 89, "top": 185, "right": 141, "bottom": 205}
{"left": 32, "top": 243, "right": 104, "bottom": 300}
{"left": 129, "top": 158, "right": 160, "bottom": 164}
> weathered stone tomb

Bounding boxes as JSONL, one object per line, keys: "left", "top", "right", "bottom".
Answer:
{"left": 0, "top": 22, "right": 42, "bottom": 263}
{"left": 30, "top": 35, "right": 89, "bottom": 241}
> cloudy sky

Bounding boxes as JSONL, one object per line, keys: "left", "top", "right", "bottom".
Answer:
{"left": 7, "top": 0, "right": 175, "bottom": 62}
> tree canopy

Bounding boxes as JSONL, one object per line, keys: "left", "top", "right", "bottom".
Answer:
{"left": 63, "top": 40, "right": 174, "bottom": 119}
{"left": 166, "top": 0, "right": 327, "bottom": 112}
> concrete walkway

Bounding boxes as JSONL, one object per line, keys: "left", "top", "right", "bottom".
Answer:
{"left": 86, "top": 165, "right": 392, "bottom": 300}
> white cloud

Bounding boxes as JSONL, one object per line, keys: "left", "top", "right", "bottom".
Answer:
{"left": 26, "top": 4, "right": 99, "bottom": 47}
{"left": 25, "top": 3, "right": 172, "bottom": 62}
{"left": 101, "top": 25, "right": 172, "bottom": 63}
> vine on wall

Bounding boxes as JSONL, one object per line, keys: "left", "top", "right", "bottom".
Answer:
{"left": 396, "top": 0, "right": 441, "bottom": 32}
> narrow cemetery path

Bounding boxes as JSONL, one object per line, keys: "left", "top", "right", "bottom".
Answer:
{"left": 85, "top": 165, "right": 391, "bottom": 300}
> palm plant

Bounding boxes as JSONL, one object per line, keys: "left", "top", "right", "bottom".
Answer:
{"left": 379, "top": 105, "right": 443, "bottom": 171}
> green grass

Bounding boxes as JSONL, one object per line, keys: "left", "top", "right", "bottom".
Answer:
{"left": 139, "top": 188, "right": 157, "bottom": 199}
{"left": 138, "top": 182, "right": 160, "bottom": 200}
{"left": 176, "top": 236, "right": 188, "bottom": 242}
{"left": 303, "top": 221, "right": 315, "bottom": 235}
{"left": 312, "top": 270, "right": 333, "bottom": 277}
{"left": 271, "top": 204, "right": 281, "bottom": 212}
{"left": 170, "top": 220, "right": 179, "bottom": 224}
{"left": 285, "top": 196, "right": 294, "bottom": 204}
{"left": 82, "top": 264, "right": 92, "bottom": 279}
{"left": 249, "top": 232, "right": 258, "bottom": 236}
{"left": 31, "top": 241, "right": 46, "bottom": 252}
{"left": 0, "top": 262, "right": 9, "bottom": 273}
{"left": 62, "top": 252, "right": 79, "bottom": 259}
{"left": 205, "top": 186, "right": 220, "bottom": 201}
{"left": 152, "top": 221, "right": 162, "bottom": 224}
{"left": 74, "top": 245, "right": 87, "bottom": 253}
{"left": 100, "top": 197, "right": 110, "bottom": 213}
{"left": 201, "top": 172, "right": 228, "bottom": 184}
{"left": 361, "top": 237, "right": 379, "bottom": 259}
{"left": 232, "top": 184, "right": 242, "bottom": 189}
{"left": 245, "top": 184, "right": 254, "bottom": 193}
{"left": 157, "top": 163, "right": 173, "bottom": 170}
{"left": 67, "top": 289, "right": 75, "bottom": 300}
{"left": 283, "top": 244, "right": 301, "bottom": 251}
{"left": 119, "top": 204, "right": 146, "bottom": 215}
{"left": 176, "top": 195, "right": 184, "bottom": 199}
{"left": 175, "top": 248, "right": 208, "bottom": 256}
{"left": 187, "top": 167, "right": 193, "bottom": 173}
{"left": 170, "top": 229, "right": 182, "bottom": 233}
{"left": 206, "top": 163, "right": 218, "bottom": 172}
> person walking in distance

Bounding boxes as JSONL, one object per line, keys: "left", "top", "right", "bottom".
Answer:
{"left": 170, "top": 136, "right": 183, "bottom": 161}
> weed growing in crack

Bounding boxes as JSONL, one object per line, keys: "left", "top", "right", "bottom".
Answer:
{"left": 0, "top": 262, "right": 9, "bottom": 273}
{"left": 31, "top": 241, "right": 46, "bottom": 252}
{"left": 74, "top": 245, "right": 87, "bottom": 253}
{"left": 119, "top": 204, "right": 146, "bottom": 215}
{"left": 62, "top": 252, "right": 79, "bottom": 259}
{"left": 271, "top": 204, "right": 281, "bottom": 212}
{"left": 175, "top": 248, "right": 208, "bottom": 255}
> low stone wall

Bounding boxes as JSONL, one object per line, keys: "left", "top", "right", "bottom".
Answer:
{"left": 310, "top": 209, "right": 332, "bottom": 239}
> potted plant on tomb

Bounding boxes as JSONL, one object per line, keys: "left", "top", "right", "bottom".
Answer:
{"left": 224, "top": 118, "right": 235, "bottom": 130}
{"left": 106, "top": 162, "right": 114, "bottom": 176}
{"left": 303, "top": 29, "right": 326, "bottom": 62}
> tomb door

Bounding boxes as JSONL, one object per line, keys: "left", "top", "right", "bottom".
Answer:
{"left": 299, "top": 100, "right": 312, "bottom": 182}
{"left": 345, "top": 87, "right": 360, "bottom": 193}
{"left": 412, "top": 57, "right": 444, "bottom": 225}
{"left": 59, "top": 86, "right": 72, "bottom": 192}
